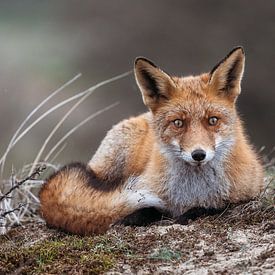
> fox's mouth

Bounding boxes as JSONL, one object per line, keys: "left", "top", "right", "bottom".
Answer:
{"left": 185, "top": 159, "right": 208, "bottom": 167}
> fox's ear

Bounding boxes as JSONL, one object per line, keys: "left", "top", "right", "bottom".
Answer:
{"left": 134, "top": 57, "right": 175, "bottom": 111}
{"left": 209, "top": 47, "right": 245, "bottom": 102}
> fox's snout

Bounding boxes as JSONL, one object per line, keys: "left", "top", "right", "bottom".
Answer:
{"left": 181, "top": 147, "right": 215, "bottom": 166}
{"left": 170, "top": 139, "right": 215, "bottom": 165}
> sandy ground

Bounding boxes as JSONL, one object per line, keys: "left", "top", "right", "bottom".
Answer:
{"left": 0, "top": 201, "right": 274, "bottom": 274}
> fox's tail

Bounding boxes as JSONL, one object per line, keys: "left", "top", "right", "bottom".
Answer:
{"left": 39, "top": 163, "right": 131, "bottom": 235}
{"left": 39, "top": 162, "right": 163, "bottom": 235}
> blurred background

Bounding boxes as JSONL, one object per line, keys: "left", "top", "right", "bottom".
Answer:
{"left": 0, "top": 0, "right": 274, "bottom": 174}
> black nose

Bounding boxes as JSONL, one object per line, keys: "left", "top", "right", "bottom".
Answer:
{"left": 191, "top": 149, "right": 206, "bottom": 162}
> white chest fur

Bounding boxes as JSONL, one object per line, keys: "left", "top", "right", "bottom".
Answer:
{"left": 165, "top": 158, "right": 230, "bottom": 216}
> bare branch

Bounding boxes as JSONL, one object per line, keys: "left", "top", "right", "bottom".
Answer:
{"left": 0, "top": 166, "right": 46, "bottom": 202}
{"left": 0, "top": 203, "right": 27, "bottom": 218}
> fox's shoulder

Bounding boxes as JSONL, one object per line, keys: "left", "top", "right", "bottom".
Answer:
{"left": 99, "top": 111, "right": 153, "bottom": 145}
{"left": 113, "top": 111, "right": 152, "bottom": 133}
{"left": 89, "top": 112, "right": 155, "bottom": 181}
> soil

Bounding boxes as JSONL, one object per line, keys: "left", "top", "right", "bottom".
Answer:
{"left": 0, "top": 201, "right": 274, "bottom": 275}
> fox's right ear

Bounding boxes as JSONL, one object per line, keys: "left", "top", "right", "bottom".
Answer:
{"left": 134, "top": 57, "right": 175, "bottom": 111}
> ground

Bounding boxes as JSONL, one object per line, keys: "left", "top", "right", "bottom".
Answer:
{"left": 0, "top": 199, "right": 274, "bottom": 275}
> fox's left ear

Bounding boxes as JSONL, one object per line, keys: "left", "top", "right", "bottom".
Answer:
{"left": 209, "top": 47, "right": 245, "bottom": 102}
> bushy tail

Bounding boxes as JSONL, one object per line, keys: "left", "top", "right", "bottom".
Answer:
{"left": 39, "top": 163, "right": 134, "bottom": 235}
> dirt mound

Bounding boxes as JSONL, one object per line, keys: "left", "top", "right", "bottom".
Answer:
{"left": 0, "top": 200, "right": 274, "bottom": 274}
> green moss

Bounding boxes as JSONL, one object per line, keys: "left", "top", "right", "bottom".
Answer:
{"left": 0, "top": 234, "right": 129, "bottom": 274}
{"left": 149, "top": 248, "right": 182, "bottom": 261}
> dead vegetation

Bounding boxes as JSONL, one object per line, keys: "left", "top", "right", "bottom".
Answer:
{"left": 0, "top": 73, "right": 129, "bottom": 235}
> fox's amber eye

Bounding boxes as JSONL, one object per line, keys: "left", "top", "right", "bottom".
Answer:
{"left": 208, "top": 116, "right": 218, "bottom": 126}
{"left": 173, "top": 119, "right": 184, "bottom": 128}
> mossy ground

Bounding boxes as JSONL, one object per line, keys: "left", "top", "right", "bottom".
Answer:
{"left": 0, "top": 173, "right": 274, "bottom": 274}
{"left": 0, "top": 223, "right": 129, "bottom": 274}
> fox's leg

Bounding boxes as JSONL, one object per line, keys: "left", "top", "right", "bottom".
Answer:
{"left": 39, "top": 163, "right": 164, "bottom": 235}
{"left": 118, "top": 207, "right": 167, "bottom": 226}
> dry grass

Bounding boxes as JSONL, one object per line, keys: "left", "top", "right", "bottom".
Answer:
{"left": 0, "top": 71, "right": 131, "bottom": 234}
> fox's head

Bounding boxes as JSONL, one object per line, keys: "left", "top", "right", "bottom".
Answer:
{"left": 134, "top": 47, "right": 245, "bottom": 166}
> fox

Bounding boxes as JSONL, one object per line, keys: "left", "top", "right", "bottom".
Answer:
{"left": 39, "top": 47, "right": 264, "bottom": 235}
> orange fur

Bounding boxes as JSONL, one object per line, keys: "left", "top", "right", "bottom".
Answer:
{"left": 39, "top": 47, "right": 264, "bottom": 235}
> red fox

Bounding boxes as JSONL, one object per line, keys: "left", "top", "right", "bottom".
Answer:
{"left": 39, "top": 47, "right": 264, "bottom": 235}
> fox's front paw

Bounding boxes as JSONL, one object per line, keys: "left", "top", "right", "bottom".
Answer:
{"left": 175, "top": 207, "right": 224, "bottom": 225}
{"left": 116, "top": 207, "right": 164, "bottom": 226}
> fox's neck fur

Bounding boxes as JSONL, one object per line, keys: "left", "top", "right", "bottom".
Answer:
{"left": 163, "top": 147, "right": 231, "bottom": 216}
{"left": 151, "top": 119, "right": 234, "bottom": 216}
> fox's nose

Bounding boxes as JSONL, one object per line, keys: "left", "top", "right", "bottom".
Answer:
{"left": 191, "top": 149, "right": 206, "bottom": 162}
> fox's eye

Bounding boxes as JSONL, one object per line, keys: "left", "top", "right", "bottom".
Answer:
{"left": 208, "top": 116, "right": 219, "bottom": 126}
{"left": 173, "top": 119, "right": 184, "bottom": 128}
